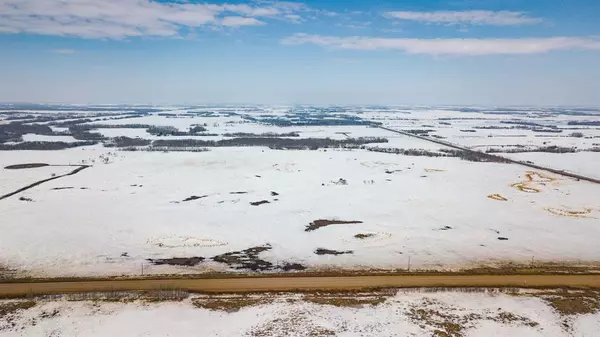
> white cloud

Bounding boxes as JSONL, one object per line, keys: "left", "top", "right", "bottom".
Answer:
{"left": 383, "top": 10, "right": 542, "bottom": 26}
{"left": 221, "top": 16, "right": 266, "bottom": 27}
{"left": 50, "top": 49, "right": 76, "bottom": 54}
{"left": 0, "top": 0, "right": 303, "bottom": 39}
{"left": 284, "top": 14, "right": 303, "bottom": 23}
{"left": 282, "top": 34, "right": 600, "bottom": 56}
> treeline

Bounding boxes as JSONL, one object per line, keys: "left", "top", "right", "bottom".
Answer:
{"left": 243, "top": 115, "right": 374, "bottom": 127}
{"left": 567, "top": 121, "right": 600, "bottom": 126}
{"left": 439, "top": 149, "right": 513, "bottom": 163}
{"left": 103, "top": 136, "right": 388, "bottom": 150}
{"left": 486, "top": 145, "right": 577, "bottom": 154}
{"left": 0, "top": 123, "right": 57, "bottom": 143}
{"left": 364, "top": 146, "right": 446, "bottom": 157}
{"left": 103, "top": 137, "right": 152, "bottom": 148}
{"left": 361, "top": 146, "right": 511, "bottom": 163}
{"left": 500, "top": 120, "right": 557, "bottom": 128}
{"left": 222, "top": 132, "right": 300, "bottom": 137}
{"left": 122, "top": 146, "right": 209, "bottom": 152}
{"left": 0, "top": 141, "right": 97, "bottom": 151}
{"left": 403, "top": 129, "right": 435, "bottom": 135}
{"left": 146, "top": 125, "right": 208, "bottom": 136}
{"left": 149, "top": 137, "right": 388, "bottom": 150}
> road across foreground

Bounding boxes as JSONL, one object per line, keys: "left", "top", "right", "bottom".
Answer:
{"left": 3, "top": 274, "right": 600, "bottom": 297}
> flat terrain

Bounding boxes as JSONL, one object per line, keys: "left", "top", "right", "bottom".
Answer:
{"left": 2, "top": 286, "right": 600, "bottom": 336}
{"left": 2, "top": 105, "right": 600, "bottom": 278}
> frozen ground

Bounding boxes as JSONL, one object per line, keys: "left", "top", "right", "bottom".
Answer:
{"left": 1, "top": 145, "right": 600, "bottom": 277}
{"left": 1, "top": 105, "right": 600, "bottom": 277}
{"left": 1, "top": 289, "right": 599, "bottom": 337}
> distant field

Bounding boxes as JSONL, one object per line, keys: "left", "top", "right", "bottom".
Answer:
{"left": 1, "top": 105, "right": 600, "bottom": 278}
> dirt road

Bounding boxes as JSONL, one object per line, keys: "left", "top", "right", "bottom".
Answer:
{"left": 3, "top": 274, "right": 600, "bottom": 297}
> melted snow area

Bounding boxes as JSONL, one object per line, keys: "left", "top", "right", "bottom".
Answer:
{"left": 1, "top": 289, "right": 599, "bottom": 337}
{"left": 1, "top": 106, "right": 600, "bottom": 277}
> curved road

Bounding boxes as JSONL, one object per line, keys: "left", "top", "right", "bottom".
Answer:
{"left": 2, "top": 274, "right": 600, "bottom": 297}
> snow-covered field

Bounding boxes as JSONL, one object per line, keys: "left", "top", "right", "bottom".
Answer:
{"left": 1, "top": 289, "right": 599, "bottom": 337}
{"left": 1, "top": 105, "right": 600, "bottom": 277}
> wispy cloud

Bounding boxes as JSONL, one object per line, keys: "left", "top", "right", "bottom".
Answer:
{"left": 0, "top": 0, "right": 309, "bottom": 39}
{"left": 283, "top": 14, "right": 303, "bottom": 23}
{"left": 221, "top": 16, "right": 266, "bottom": 27}
{"left": 383, "top": 10, "right": 542, "bottom": 26}
{"left": 282, "top": 34, "right": 600, "bottom": 56}
{"left": 50, "top": 49, "right": 76, "bottom": 54}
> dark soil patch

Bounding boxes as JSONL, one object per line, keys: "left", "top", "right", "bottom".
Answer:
{"left": 438, "top": 226, "right": 452, "bottom": 231}
{"left": 51, "top": 187, "right": 74, "bottom": 190}
{"left": 250, "top": 200, "right": 270, "bottom": 206}
{"left": 213, "top": 245, "right": 273, "bottom": 271}
{"left": 304, "top": 295, "right": 387, "bottom": 307}
{"left": 498, "top": 237, "right": 509, "bottom": 241}
{"left": 211, "top": 245, "right": 305, "bottom": 272}
{"left": 280, "top": 263, "right": 306, "bottom": 271}
{"left": 0, "top": 301, "right": 36, "bottom": 317}
{"left": 538, "top": 290, "right": 600, "bottom": 316}
{"left": 315, "top": 248, "right": 354, "bottom": 256}
{"left": 18, "top": 196, "right": 33, "bottom": 202}
{"left": 305, "top": 219, "right": 363, "bottom": 232}
{"left": 193, "top": 297, "right": 268, "bottom": 313}
{"left": 230, "top": 191, "right": 248, "bottom": 195}
{"left": 354, "top": 233, "right": 375, "bottom": 239}
{"left": 182, "top": 195, "right": 208, "bottom": 202}
{"left": 4, "top": 163, "right": 49, "bottom": 170}
{"left": 148, "top": 257, "right": 204, "bottom": 266}
{"left": 270, "top": 191, "right": 279, "bottom": 196}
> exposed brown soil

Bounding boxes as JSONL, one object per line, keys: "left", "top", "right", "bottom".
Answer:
{"left": 192, "top": 296, "right": 268, "bottom": 312}
{"left": 531, "top": 289, "right": 600, "bottom": 316}
{"left": 0, "top": 301, "right": 36, "bottom": 317}
{"left": 182, "top": 195, "right": 208, "bottom": 202}
{"left": 406, "top": 298, "right": 539, "bottom": 337}
{"left": 148, "top": 257, "right": 204, "bottom": 266}
{"left": 250, "top": 200, "right": 270, "bottom": 206}
{"left": 487, "top": 194, "right": 508, "bottom": 201}
{"left": 305, "top": 219, "right": 363, "bottom": 232}
{"left": 4, "top": 163, "right": 49, "bottom": 170}
{"left": 315, "top": 248, "right": 354, "bottom": 256}
{"left": 280, "top": 263, "right": 306, "bottom": 271}
{"left": 303, "top": 293, "right": 388, "bottom": 307}
{"left": 212, "top": 245, "right": 274, "bottom": 271}
{"left": 545, "top": 207, "right": 597, "bottom": 219}
{"left": 354, "top": 233, "right": 375, "bottom": 239}
{"left": 210, "top": 246, "right": 305, "bottom": 272}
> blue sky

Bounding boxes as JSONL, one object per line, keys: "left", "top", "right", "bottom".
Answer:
{"left": 1, "top": 0, "right": 599, "bottom": 105}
